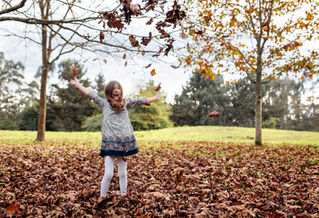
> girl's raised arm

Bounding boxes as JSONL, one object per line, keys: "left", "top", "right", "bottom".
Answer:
{"left": 70, "top": 77, "right": 89, "bottom": 95}
{"left": 146, "top": 93, "right": 161, "bottom": 103}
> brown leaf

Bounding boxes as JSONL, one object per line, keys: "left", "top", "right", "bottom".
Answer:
{"left": 5, "top": 203, "right": 22, "bottom": 216}
{"left": 99, "top": 31, "right": 105, "bottom": 42}
{"left": 208, "top": 111, "right": 220, "bottom": 118}
{"left": 129, "top": 35, "right": 139, "bottom": 47}
{"left": 145, "top": 63, "right": 152, "bottom": 68}
{"left": 146, "top": 18, "right": 153, "bottom": 25}
{"left": 141, "top": 32, "right": 152, "bottom": 46}
{"left": 154, "top": 83, "right": 161, "bottom": 91}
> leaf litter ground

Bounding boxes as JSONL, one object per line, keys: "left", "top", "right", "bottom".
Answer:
{"left": 1, "top": 142, "right": 319, "bottom": 217}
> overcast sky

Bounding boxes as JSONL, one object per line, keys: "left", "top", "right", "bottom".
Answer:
{"left": 0, "top": 27, "right": 193, "bottom": 104}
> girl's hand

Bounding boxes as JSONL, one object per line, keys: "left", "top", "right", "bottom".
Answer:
{"left": 146, "top": 93, "right": 162, "bottom": 104}
{"left": 70, "top": 77, "right": 79, "bottom": 86}
{"left": 155, "top": 93, "right": 161, "bottom": 101}
{"left": 69, "top": 77, "right": 89, "bottom": 95}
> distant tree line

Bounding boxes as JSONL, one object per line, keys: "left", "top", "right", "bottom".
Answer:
{"left": 1, "top": 52, "right": 318, "bottom": 132}
{"left": 0, "top": 53, "right": 172, "bottom": 131}
{"left": 171, "top": 72, "right": 319, "bottom": 131}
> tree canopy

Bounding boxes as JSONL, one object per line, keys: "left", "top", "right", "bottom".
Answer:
{"left": 181, "top": 0, "right": 319, "bottom": 145}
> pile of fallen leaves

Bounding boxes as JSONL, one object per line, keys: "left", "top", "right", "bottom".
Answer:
{"left": 1, "top": 142, "right": 319, "bottom": 217}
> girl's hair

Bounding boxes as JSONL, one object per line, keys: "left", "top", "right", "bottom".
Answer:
{"left": 104, "top": 81, "right": 125, "bottom": 112}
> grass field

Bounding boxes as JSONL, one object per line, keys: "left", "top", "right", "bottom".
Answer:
{"left": 1, "top": 126, "right": 318, "bottom": 147}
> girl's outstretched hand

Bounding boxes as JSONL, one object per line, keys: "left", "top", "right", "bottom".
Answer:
{"left": 146, "top": 93, "right": 162, "bottom": 104}
{"left": 70, "top": 77, "right": 79, "bottom": 86}
{"left": 69, "top": 77, "right": 89, "bottom": 95}
{"left": 155, "top": 93, "right": 161, "bottom": 101}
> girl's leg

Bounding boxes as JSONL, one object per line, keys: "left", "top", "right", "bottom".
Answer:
{"left": 100, "top": 156, "right": 115, "bottom": 197}
{"left": 117, "top": 156, "right": 127, "bottom": 196}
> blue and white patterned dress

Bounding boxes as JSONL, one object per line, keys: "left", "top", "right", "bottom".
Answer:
{"left": 88, "top": 91, "right": 147, "bottom": 156}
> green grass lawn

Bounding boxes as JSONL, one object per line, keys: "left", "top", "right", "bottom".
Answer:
{"left": 1, "top": 126, "right": 318, "bottom": 147}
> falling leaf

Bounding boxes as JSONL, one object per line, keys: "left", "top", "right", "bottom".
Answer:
{"left": 99, "top": 31, "right": 105, "bottom": 42}
{"left": 154, "top": 83, "right": 161, "bottom": 91}
{"left": 208, "top": 111, "right": 220, "bottom": 118}
{"left": 141, "top": 32, "right": 152, "bottom": 46}
{"left": 124, "top": 61, "right": 128, "bottom": 67}
{"left": 171, "top": 65, "right": 179, "bottom": 69}
{"left": 123, "top": 53, "right": 127, "bottom": 59}
{"left": 72, "top": 67, "right": 78, "bottom": 78}
{"left": 146, "top": 18, "right": 153, "bottom": 25}
{"left": 150, "top": 69, "right": 156, "bottom": 76}
{"left": 129, "top": 35, "right": 139, "bottom": 47}
{"left": 145, "top": 64, "right": 152, "bottom": 68}
{"left": 103, "top": 59, "right": 107, "bottom": 63}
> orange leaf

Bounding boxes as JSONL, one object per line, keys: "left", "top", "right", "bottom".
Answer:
{"left": 185, "top": 57, "right": 191, "bottom": 65}
{"left": 123, "top": 53, "right": 126, "bottom": 59}
{"left": 142, "top": 51, "right": 146, "bottom": 56}
{"left": 150, "top": 69, "right": 156, "bottom": 76}
{"left": 71, "top": 67, "right": 78, "bottom": 78}
{"left": 124, "top": 61, "right": 127, "bottom": 67}
{"left": 103, "top": 59, "right": 107, "bottom": 63}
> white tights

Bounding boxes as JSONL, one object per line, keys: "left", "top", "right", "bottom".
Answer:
{"left": 100, "top": 156, "right": 127, "bottom": 197}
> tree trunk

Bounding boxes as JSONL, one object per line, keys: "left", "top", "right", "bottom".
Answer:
{"left": 36, "top": 23, "right": 48, "bottom": 141}
{"left": 255, "top": 71, "right": 262, "bottom": 146}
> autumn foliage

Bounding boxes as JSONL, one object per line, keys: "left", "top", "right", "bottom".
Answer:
{"left": 97, "top": 0, "right": 186, "bottom": 76}
{"left": 183, "top": 0, "right": 319, "bottom": 82}
{"left": 1, "top": 141, "right": 319, "bottom": 216}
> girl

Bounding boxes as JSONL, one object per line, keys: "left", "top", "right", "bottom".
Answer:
{"left": 70, "top": 77, "right": 161, "bottom": 204}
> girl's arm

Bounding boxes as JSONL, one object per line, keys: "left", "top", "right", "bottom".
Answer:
{"left": 146, "top": 93, "right": 161, "bottom": 103}
{"left": 70, "top": 77, "right": 89, "bottom": 95}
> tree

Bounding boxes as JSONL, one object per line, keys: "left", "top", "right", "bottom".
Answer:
{"left": 182, "top": 0, "right": 319, "bottom": 145}
{"left": 1, "top": 0, "right": 186, "bottom": 140}
{"left": 46, "top": 59, "right": 98, "bottom": 131}
{"left": 0, "top": 51, "right": 24, "bottom": 129}
{"left": 18, "top": 102, "right": 38, "bottom": 130}
{"left": 129, "top": 81, "right": 173, "bottom": 130}
{"left": 171, "top": 72, "right": 229, "bottom": 126}
{"left": 262, "top": 78, "right": 304, "bottom": 129}
{"left": 227, "top": 79, "right": 256, "bottom": 127}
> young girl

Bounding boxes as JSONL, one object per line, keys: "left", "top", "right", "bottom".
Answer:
{"left": 70, "top": 77, "right": 161, "bottom": 203}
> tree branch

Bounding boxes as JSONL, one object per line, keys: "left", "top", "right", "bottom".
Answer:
{"left": 0, "top": 16, "right": 98, "bottom": 24}
{"left": 0, "top": 0, "right": 27, "bottom": 16}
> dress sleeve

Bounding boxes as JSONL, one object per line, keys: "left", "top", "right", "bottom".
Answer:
{"left": 126, "top": 97, "right": 147, "bottom": 109}
{"left": 88, "top": 90, "right": 105, "bottom": 108}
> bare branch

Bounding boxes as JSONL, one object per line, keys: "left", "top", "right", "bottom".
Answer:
{"left": 0, "top": 0, "right": 27, "bottom": 16}
{"left": 0, "top": 16, "right": 98, "bottom": 24}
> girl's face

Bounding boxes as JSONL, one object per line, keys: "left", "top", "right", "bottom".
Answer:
{"left": 112, "top": 83, "right": 122, "bottom": 100}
